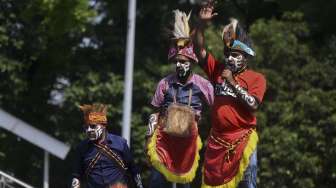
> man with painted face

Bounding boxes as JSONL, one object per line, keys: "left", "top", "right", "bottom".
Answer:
{"left": 145, "top": 10, "right": 214, "bottom": 188}
{"left": 175, "top": 55, "right": 192, "bottom": 82}
{"left": 193, "top": 1, "right": 267, "bottom": 187}
{"left": 71, "top": 104, "right": 143, "bottom": 188}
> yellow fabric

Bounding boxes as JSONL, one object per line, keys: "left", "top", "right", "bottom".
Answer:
{"left": 201, "top": 130, "right": 258, "bottom": 188}
{"left": 147, "top": 129, "right": 202, "bottom": 183}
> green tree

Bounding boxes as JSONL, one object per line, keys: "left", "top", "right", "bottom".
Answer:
{"left": 0, "top": 0, "right": 96, "bottom": 186}
{"left": 249, "top": 12, "right": 336, "bottom": 187}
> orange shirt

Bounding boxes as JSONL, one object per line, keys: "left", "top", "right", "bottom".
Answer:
{"left": 202, "top": 53, "right": 266, "bottom": 133}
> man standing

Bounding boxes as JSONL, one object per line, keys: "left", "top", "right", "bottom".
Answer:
{"left": 146, "top": 10, "right": 214, "bottom": 188}
{"left": 194, "top": 1, "right": 267, "bottom": 187}
{"left": 71, "top": 104, "right": 143, "bottom": 188}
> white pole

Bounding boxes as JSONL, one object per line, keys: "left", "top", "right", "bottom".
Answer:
{"left": 43, "top": 151, "right": 49, "bottom": 188}
{"left": 172, "top": 183, "right": 177, "bottom": 188}
{"left": 122, "top": 0, "right": 137, "bottom": 146}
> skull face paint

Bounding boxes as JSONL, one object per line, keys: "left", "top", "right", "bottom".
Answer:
{"left": 85, "top": 124, "right": 104, "bottom": 141}
{"left": 226, "top": 52, "right": 246, "bottom": 73}
{"left": 175, "top": 61, "right": 191, "bottom": 79}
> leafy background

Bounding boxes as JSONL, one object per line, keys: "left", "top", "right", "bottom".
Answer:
{"left": 1, "top": 0, "right": 336, "bottom": 187}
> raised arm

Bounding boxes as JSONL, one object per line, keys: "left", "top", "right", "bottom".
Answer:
{"left": 193, "top": 0, "right": 218, "bottom": 61}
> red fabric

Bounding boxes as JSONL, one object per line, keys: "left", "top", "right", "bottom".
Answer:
{"left": 201, "top": 53, "right": 266, "bottom": 185}
{"left": 155, "top": 123, "right": 198, "bottom": 174}
{"left": 202, "top": 53, "right": 266, "bottom": 132}
{"left": 204, "top": 130, "right": 250, "bottom": 185}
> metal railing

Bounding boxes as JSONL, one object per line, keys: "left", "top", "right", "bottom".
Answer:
{"left": 0, "top": 170, "right": 34, "bottom": 188}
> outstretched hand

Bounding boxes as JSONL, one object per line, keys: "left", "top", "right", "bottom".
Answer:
{"left": 199, "top": 0, "right": 218, "bottom": 21}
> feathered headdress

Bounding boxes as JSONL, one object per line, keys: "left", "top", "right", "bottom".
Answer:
{"left": 79, "top": 103, "right": 108, "bottom": 125}
{"left": 172, "top": 10, "right": 191, "bottom": 46}
{"left": 168, "top": 9, "right": 198, "bottom": 62}
{"left": 222, "top": 18, "right": 255, "bottom": 57}
{"left": 222, "top": 18, "right": 238, "bottom": 48}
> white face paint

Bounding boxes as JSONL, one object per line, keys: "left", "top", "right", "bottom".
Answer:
{"left": 227, "top": 52, "right": 245, "bottom": 73}
{"left": 85, "top": 124, "right": 104, "bottom": 141}
{"left": 175, "top": 61, "right": 191, "bottom": 78}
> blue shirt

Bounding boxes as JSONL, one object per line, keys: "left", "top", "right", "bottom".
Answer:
{"left": 72, "top": 133, "right": 138, "bottom": 188}
{"left": 151, "top": 73, "right": 214, "bottom": 116}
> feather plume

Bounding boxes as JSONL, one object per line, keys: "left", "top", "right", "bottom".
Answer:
{"left": 172, "top": 10, "right": 191, "bottom": 40}
{"left": 222, "top": 18, "right": 238, "bottom": 46}
{"left": 79, "top": 103, "right": 107, "bottom": 115}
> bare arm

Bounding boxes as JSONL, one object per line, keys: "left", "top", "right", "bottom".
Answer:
{"left": 193, "top": 0, "right": 218, "bottom": 61}
{"left": 144, "top": 111, "right": 160, "bottom": 168}
{"left": 194, "top": 19, "right": 207, "bottom": 60}
{"left": 233, "top": 83, "right": 259, "bottom": 111}
{"left": 145, "top": 112, "right": 159, "bottom": 138}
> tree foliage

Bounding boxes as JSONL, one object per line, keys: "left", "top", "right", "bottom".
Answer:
{"left": 249, "top": 12, "right": 336, "bottom": 188}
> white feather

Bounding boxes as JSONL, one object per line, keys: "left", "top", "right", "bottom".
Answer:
{"left": 229, "top": 18, "right": 238, "bottom": 31}
{"left": 172, "top": 9, "right": 191, "bottom": 39}
{"left": 222, "top": 18, "right": 239, "bottom": 40}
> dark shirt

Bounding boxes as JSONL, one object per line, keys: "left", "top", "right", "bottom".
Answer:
{"left": 72, "top": 133, "right": 138, "bottom": 188}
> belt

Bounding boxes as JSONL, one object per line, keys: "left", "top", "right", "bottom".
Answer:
{"left": 210, "top": 129, "right": 253, "bottom": 163}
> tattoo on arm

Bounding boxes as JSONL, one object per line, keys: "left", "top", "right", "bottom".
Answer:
{"left": 71, "top": 178, "right": 80, "bottom": 188}
{"left": 234, "top": 84, "right": 259, "bottom": 110}
{"left": 146, "top": 113, "right": 158, "bottom": 137}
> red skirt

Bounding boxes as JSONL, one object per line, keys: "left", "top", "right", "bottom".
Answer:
{"left": 147, "top": 123, "right": 202, "bottom": 183}
{"left": 202, "top": 129, "right": 258, "bottom": 188}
